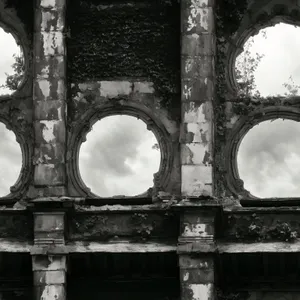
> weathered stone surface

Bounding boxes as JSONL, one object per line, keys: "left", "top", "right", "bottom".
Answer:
{"left": 181, "top": 165, "right": 212, "bottom": 197}
{"left": 68, "top": 212, "right": 179, "bottom": 241}
{"left": 0, "top": 213, "right": 32, "bottom": 240}
{"left": 34, "top": 212, "right": 65, "bottom": 244}
{"left": 223, "top": 211, "right": 300, "bottom": 242}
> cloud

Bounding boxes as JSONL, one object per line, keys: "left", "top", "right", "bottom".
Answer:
{"left": 238, "top": 119, "right": 300, "bottom": 197}
{"left": 79, "top": 115, "right": 160, "bottom": 197}
{"left": 0, "top": 123, "right": 22, "bottom": 196}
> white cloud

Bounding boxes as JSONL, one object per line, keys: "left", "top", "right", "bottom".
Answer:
{"left": 79, "top": 115, "right": 160, "bottom": 197}
{"left": 238, "top": 119, "right": 300, "bottom": 197}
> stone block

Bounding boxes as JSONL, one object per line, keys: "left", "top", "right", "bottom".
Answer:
{"left": 183, "top": 101, "right": 213, "bottom": 123}
{"left": 181, "top": 4, "right": 215, "bottom": 35}
{"left": 34, "top": 163, "right": 65, "bottom": 186}
{"left": 34, "top": 285, "right": 66, "bottom": 300}
{"left": 35, "top": 100, "right": 64, "bottom": 121}
{"left": 35, "top": 56, "right": 65, "bottom": 80}
{"left": 40, "top": 0, "right": 66, "bottom": 9}
{"left": 181, "top": 165, "right": 212, "bottom": 197}
{"left": 181, "top": 283, "right": 214, "bottom": 300}
{"left": 35, "top": 8, "right": 65, "bottom": 32}
{"left": 181, "top": 122, "right": 212, "bottom": 144}
{"left": 181, "top": 143, "right": 211, "bottom": 165}
{"left": 34, "top": 270, "right": 66, "bottom": 285}
{"left": 34, "top": 78, "right": 65, "bottom": 102}
{"left": 181, "top": 34, "right": 215, "bottom": 56}
{"left": 99, "top": 81, "right": 132, "bottom": 98}
{"left": 32, "top": 255, "right": 67, "bottom": 271}
{"left": 34, "top": 120, "right": 66, "bottom": 144}
{"left": 181, "top": 55, "right": 214, "bottom": 79}
{"left": 180, "top": 267, "right": 214, "bottom": 284}
{"left": 181, "top": 77, "right": 214, "bottom": 102}
{"left": 34, "top": 143, "right": 65, "bottom": 164}
{"left": 133, "top": 82, "right": 155, "bottom": 94}
{"left": 34, "top": 31, "right": 64, "bottom": 57}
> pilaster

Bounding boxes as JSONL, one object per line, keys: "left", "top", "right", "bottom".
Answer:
{"left": 33, "top": 0, "right": 67, "bottom": 196}
{"left": 175, "top": 201, "right": 219, "bottom": 300}
{"left": 180, "top": 0, "right": 216, "bottom": 197}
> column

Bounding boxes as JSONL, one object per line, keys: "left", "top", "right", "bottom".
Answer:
{"left": 177, "top": 205, "right": 217, "bottom": 300}
{"left": 31, "top": 211, "right": 67, "bottom": 300}
{"left": 32, "top": 255, "right": 67, "bottom": 300}
{"left": 179, "top": 255, "right": 214, "bottom": 300}
{"left": 180, "top": 0, "right": 215, "bottom": 197}
{"left": 33, "top": 0, "right": 67, "bottom": 197}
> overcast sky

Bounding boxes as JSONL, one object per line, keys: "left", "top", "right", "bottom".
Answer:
{"left": 236, "top": 23, "right": 300, "bottom": 198}
{"left": 0, "top": 27, "right": 20, "bottom": 95}
{"left": 79, "top": 115, "right": 160, "bottom": 197}
{"left": 0, "top": 22, "right": 300, "bottom": 198}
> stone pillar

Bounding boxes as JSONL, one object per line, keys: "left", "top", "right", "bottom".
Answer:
{"left": 33, "top": 0, "right": 67, "bottom": 196}
{"left": 180, "top": 0, "right": 215, "bottom": 197}
{"left": 179, "top": 255, "right": 214, "bottom": 300}
{"left": 32, "top": 255, "right": 67, "bottom": 300}
{"left": 176, "top": 203, "right": 218, "bottom": 300}
{"left": 31, "top": 208, "right": 68, "bottom": 300}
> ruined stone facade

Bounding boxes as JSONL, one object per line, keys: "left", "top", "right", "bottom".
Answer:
{"left": 0, "top": 0, "right": 300, "bottom": 299}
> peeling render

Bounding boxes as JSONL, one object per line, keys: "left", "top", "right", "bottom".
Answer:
{"left": 181, "top": 0, "right": 215, "bottom": 197}
{"left": 190, "top": 284, "right": 213, "bottom": 300}
{"left": 40, "top": 121, "right": 57, "bottom": 143}
{"left": 33, "top": 0, "right": 67, "bottom": 196}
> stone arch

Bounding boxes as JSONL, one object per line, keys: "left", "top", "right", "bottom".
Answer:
{"left": 225, "top": 105, "right": 300, "bottom": 198}
{"left": 224, "top": 1, "right": 300, "bottom": 97}
{"left": 66, "top": 100, "right": 175, "bottom": 200}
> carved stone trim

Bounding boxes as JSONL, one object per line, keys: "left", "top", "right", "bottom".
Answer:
{"left": 67, "top": 100, "right": 174, "bottom": 200}
{"left": 225, "top": 106, "right": 300, "bottom": 199}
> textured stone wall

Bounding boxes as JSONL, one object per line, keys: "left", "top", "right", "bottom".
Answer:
{"left": 33, "top": 0, "right": 67, "bottom": 197}
{"left": 180, "top": 0, "right": 215, "bottom": 197}
{"left": 67, "top": 0, "right": 181, "bottom": 115}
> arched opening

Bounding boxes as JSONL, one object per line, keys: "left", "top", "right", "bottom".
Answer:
{"left": 237, "top": 118, "right": 300, "bottom": 198}
{"left": 0, "top": 122, "right": 22, "bottom": 197}
{"left": 0, "top": 26, "right": 24, "bottom": 96}
{"left": 235, "top": 22, "right": 300, "bottom": 97}
{"left": 78, "top": 115, "right": 161, "bottom": 197}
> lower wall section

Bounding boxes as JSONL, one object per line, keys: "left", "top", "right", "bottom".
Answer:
{"left": 0, "top": 253, "right": 33, "bottom": 300}
{"left": 67, "top": 253, "right": 180, "bottom": 300}
{"left": 68, "top": 280, "right": 179, "bottom": 300}
{"left": 249, "top": 293, "right": 300, "bottom": 300}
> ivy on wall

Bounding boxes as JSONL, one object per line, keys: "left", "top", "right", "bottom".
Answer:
{"left": 67, "top": 0, "right": 180, "bottom": 110}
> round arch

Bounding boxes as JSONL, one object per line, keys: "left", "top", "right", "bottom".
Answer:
{"left": 225, "top": 6, "right": 300, "bottom": 96}
{"left": 225, "top": 106, "right": 300, "bottom": 198}
{"left": 67, "top": 100, "right": 175, "bottom": 199}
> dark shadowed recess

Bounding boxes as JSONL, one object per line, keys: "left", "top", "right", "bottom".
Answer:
{"left": 0, "top": 253, "right": 33, "bottom": 300}
{"left": 67, "top": 0, "right": 181, "bottom": 111}
{"left": 3, "top": 0, "right": 34, "bottom": 40}
{"left": 68, "top": 253, "right": 180, "bottom": 300}
{"left": 217, "top": 253, "right": 300, "bottom": 291}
